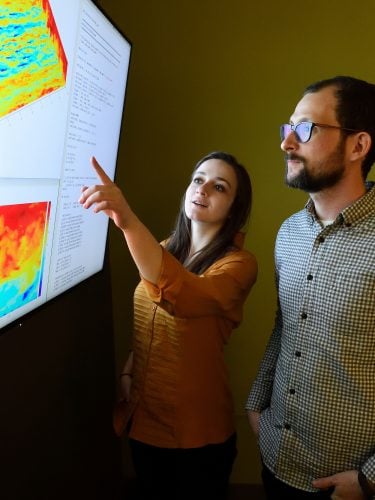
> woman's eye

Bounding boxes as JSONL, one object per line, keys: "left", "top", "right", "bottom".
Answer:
{"left": 215, "top": 184, "right": 225, "bottom": 192}
{"left": 193, "top": 177, "right": 202, "bottom": 184}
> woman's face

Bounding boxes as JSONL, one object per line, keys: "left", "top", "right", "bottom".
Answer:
{"left": 184, "top": 159, "right": 238, "bottom": 229}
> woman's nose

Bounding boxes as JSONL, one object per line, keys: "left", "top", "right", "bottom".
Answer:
{"left": 196, "top": 183, "right": 208, "bottom": 195}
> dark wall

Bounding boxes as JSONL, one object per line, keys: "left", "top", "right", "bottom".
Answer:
{"left": 0, "top": 256, "right": 121, "bottom": 500}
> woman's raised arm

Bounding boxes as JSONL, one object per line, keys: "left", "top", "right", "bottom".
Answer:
{"left": 79, "top": 156, "right": 162, "bottom": 284}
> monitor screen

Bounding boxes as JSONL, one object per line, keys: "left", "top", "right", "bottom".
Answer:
{"left": 0, "top": 0, "right": 131, "bottom": 330}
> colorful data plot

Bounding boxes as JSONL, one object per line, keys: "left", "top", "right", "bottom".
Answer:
{"left": 0, "top": 202, "right": 51, "bottom": 318}
{"left": 0, "top": 0, "right": 68, "bottom": 119}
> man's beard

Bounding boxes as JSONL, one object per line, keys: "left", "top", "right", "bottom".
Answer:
{"left": 284, "top": 139, "right": 346, "bottom": 193}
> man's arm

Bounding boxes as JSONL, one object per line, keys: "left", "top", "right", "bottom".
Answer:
{"left": 245, "top": 302, "right": 283, "bottom": 415}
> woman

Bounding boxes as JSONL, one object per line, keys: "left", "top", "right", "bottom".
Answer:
{"left": 80, "top": 151, "right": 258, "bottom": 499}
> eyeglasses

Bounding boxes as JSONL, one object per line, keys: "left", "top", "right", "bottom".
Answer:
{"left": 280, "top": 121, "right": 360, "bottom": 143}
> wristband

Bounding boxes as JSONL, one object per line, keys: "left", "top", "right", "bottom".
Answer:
{"left": 120, "top": 372, "right": 133, "bottom": 378}
{"left": 358, "top": 470, "right": 375, "bottom": 499}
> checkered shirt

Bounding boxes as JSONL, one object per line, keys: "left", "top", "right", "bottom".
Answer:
{"left": 246, "top": 183, "right": 375, "bottom": 492}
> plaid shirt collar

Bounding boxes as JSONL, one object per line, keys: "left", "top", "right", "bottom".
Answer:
{"left": 304, "top": 181, "right": 375, "bottom": 225}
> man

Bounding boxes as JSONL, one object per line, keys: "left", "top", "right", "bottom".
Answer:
{"left": 246, "top": 76, "right": 375, "bottom": 500}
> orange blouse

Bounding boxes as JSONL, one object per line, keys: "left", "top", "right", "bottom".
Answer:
{"left": 116, "top": 242, "right": 257, "bottom": 448}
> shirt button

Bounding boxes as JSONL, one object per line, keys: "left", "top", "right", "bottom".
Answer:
{"left": 307, "top": 274, "right": 313, "bottom": 281}
{"left": 285, "top": 423, "right": 291, "bottom": 430}
{"left": 295, "top": 351, "right": 301, "bottom": 357}
{"left": 301, "top": 312, "right": 307, "bottom": 319}
{"left": 289, "top": 388, "right": 296, "bottom": 395}
{"left": 152, "top": 305, "right": 157, "bottom": 311}
{"left": 319, "top": 236, "right": 325, "bottom": 243}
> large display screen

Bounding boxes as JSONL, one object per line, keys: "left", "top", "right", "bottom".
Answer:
{"left": 0, "top": 0, "right": 131, "bottom": 330}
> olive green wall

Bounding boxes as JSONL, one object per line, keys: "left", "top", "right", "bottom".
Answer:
{"left": 97, "top": 0, "right": 375, "bottom": 485}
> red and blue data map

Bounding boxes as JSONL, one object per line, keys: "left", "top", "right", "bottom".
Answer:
{"left": 0, "top": 202, "right": 51, "bottom": 318}
{"left": 0, "top": 0, "right": 68, "bottom": 118}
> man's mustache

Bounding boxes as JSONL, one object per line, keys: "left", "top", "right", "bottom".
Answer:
{"left": 285, "top": 153, "right": 305, "bottom": 162}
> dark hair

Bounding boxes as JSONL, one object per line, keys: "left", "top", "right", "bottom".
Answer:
{"left": 166, "top": 151, "right": 252, "bottom": 274}
{"left": 304, "top": 76, "right": 375, "bottom": 178}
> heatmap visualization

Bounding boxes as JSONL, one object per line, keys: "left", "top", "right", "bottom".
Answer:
{"left": 0, "top": 202, "right": 51, "bottom": 318}
{"left": 0, "top": 0, "right": 68, "bottom": 119}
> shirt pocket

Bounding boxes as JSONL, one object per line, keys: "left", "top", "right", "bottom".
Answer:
{"left": 327, "top": 270, "right": 375, "bottom": 354}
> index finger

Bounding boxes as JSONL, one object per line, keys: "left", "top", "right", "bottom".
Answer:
{"left": 90, "top": 156, "right": 113, "bottom": 185}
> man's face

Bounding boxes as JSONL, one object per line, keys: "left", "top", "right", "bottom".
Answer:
{"left": 281, "top": 86, "right": 348, "bottom": 193}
